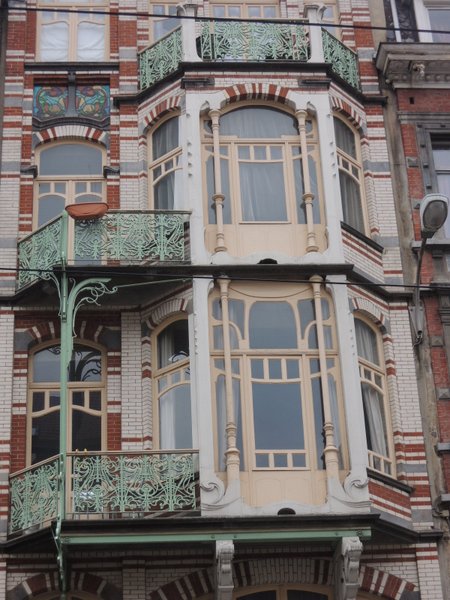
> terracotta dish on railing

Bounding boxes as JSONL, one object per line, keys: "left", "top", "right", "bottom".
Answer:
{"left": 65, "top": 202, "right": 109, "bottom": 220}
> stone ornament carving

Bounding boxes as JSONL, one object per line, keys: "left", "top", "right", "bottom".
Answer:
{"left": 334, "top": 536, "right": 363, "bottom": 600}
{"left": 215, "top": 540, "right": 235, "bottom": 600}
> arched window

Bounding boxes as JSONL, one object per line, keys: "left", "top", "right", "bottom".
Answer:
{"left": 35, "top": 142, "right": 104, "bottom": 228}
{"left": 148, "top": 116, "right": 182, "bottom": 210}
{"left": 211, "top": 286, "right": 343, "bottom": 473}
{"left": 154, "top": 319, "right": 192, "bottom": 449}
{"left": 354, "top": 318, "right": 393, "bottom": 475}
{"left": 203, "top": 106, "right": 321, "bottom": 225}
{"left": 37, "top": 0, "right": 108, "bottom": 61}
{"left": 334, "top": 117, "right": 366, "bottom": 233}
{"left": 28, "top": 342, "right": 105, "bottom": 464}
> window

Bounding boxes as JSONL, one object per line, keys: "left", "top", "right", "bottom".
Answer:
{"left": 148, "top": 117, "right": 182, "bottom": 210}
{"left": 355, "top": 318, "right": 393, "bottom": 475}
{"left": 149, "top": 1, "right": 180, "bottom": 43}
{"left": 431, "top": 139, "right": 450, "bottom": 235}
{"left": 28, "top": 343, "right": 105, "bottom": 464}
{"left": 427, "top": 4, "right": 450, "bottom": 42}
{"left": 210, "top": 1, "right": 279, "bottom": 19}
{"left": 334, "top": 117, "right": 366, "bottom": 233}
{"left": 211, "top": 286, "right": 343, "bottom": 472}
{"left": 35, "top": 142, "right": 104, "bottom": 228}
{"left": 154, "top": 319, "right": 192, "bottom": 449}
{"left": 237, "top": 590, "right": 329, "bottom": 600}
{"left": 204, "top": 106, "right": 321, "bottom": 224}
{"left": 37, "top": 0, "right": 107, "bottom": 61}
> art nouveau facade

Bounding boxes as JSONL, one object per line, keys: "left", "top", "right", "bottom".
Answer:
{"left": 0, "top": 0, "right": 445, "bottom": 598}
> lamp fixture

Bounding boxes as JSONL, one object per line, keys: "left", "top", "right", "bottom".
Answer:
{"left": 410, "top": 193, "right": 449, "bottom": 345}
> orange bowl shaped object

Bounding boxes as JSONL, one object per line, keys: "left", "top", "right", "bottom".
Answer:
{"left": 65, "top": 202, "right": 109, "bottom": 220}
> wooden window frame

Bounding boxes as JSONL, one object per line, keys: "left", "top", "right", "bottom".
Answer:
{"left": 27, "top": 341, "right": 106, "bottom": 466}
{"left": 148, "top": 114, "right": 182, "bottom": 211}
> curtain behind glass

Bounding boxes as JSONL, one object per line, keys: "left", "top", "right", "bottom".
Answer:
{"left": 159, "top": 384, "right": 192, "bottom": 449}
{"left": 153, "top": 118, "right": 179, "bottom": 160}
{"left": 41, "top": 21, "right": 69, "bottom": 61}
{"left": 240, "top": 162, "right": 286, "bottom": 221}
{"left": 361, "top": 383, "right": 388, "bottom": 456}
{"left": 77, "top": 21, "right": 105, "bottom": 61}
{"left": 340, "top": 172, "right": 364, "bottom": 232}
{"left": 334, "top": 118, "right": 356, "bottom": 158}
{"left": 355, "top": 319, "right": 379, "bottom": 364}
{"left": 220, "top": 107, "right": 298, "bottom": 138}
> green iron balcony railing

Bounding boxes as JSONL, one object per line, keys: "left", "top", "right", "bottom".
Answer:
{"left": 17, "top": 210, "right": 191, "bottom": 289}
{"left": 9, "top": 451, "right": 200, "bottom": 535}
{"left": 138, "top": 18, "right": 361, "bottom": 92}
{"left": 322, "top": 29, "right": 361, "bottom": 91}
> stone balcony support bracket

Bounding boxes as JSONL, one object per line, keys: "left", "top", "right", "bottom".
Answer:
{"left": 334, "top": 536, "right": 363, "bottom": 600}
{"left": 215, "top": 540, "right": 235, "bottom": 600}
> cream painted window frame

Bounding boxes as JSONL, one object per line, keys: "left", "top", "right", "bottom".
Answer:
{"left": 201, "top": 106, "right": 323, "bottom": 227}
{"left": 209, "top": 0, "right": 279, "bottom": 20}
{"left": 27, "top": 342, "right": 106, "bottom": 466}
{"left": 334, "top": 115, "right": 368, "bottom": 235}
{"left": 210, "top": 284, "right": 346, "bottom": 473}
{"left": 148, "top": 115, "right": 182, "bottom": 211}
{"left": 34, "top": 141, "right": 105, "bottom": 230}
{"left": 149, "top": 0, "right": 181, "bottom": 44}
{"left": 37, "top": 0, "right": 109, "bottom": 62}
{"left": 355, "top": 316, "right": 395, "bottom": 477}
{"left": 152, "top": 317, "right": 192, "bottom": 450}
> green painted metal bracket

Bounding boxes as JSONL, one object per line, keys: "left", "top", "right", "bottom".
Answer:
{"left": 62, "top": 527, "right": 371, "bottom": 546}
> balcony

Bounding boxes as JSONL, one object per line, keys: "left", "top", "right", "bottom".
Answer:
{"left": 9, "top": 451, "right": 200, "bottom": 536}
{"left": 17, "top": 210, "right": 191, "bottom": 290}
{"left": 139, "top": 18, "right": 361, "bottom": 92}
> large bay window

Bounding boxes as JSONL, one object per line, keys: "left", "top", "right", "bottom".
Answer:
{"left": 38, "top": 0, "right": 107, "bottom": 61}
{"left": 355, "top": 317, "right": 393, "bottom": 475}
{"left": 28, "top": 343, "right": 105, "bottom": 464}
{"left": 204, "top": 106, "right": 321, "bottom": 225}
{"left": 211, "top": 285, "right": 343, "bottom": 473}
{"left": 148, "top": 116, "right": 182, "bottom": 210}
{"left": 35, "top": 142, "right": 104, "bottom": 228}
{"left": 334, "top": 117, "right": 366, "bottom": 234}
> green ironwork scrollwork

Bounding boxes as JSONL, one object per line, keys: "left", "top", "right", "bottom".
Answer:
{"left": 71, "top": 451, "right": 199, "bottom": 514}
{"left": 17, "top": 217, "right": 62, "bottom": 288}
{"left": 139, "top": 28, "right": 182, "bottom": 89}
{"left": 199, "top": 20, "right": 309, "bottom": 62}
{"left": 74, "top": 212, "right": 187, "bottom": 263}
{"left": 9, "top": 457, "right": 60, "bottom": 533}
{"left": 322, "top": 29, "right": 361, "bottom": 91}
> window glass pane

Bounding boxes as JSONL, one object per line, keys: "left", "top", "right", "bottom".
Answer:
{"left": 334, "top": 118, "right": 356, "bottom": 158}
{"left": 38, "top": 195, "right": 65, "bottom": 227}
{"left": 298, "top": 299, "right": 315, "bottom": 339}
{"left": 286, "top": 360, "right": 299, "bottom": 379}
{"left": 240, "top": 162, "right": 287, "bottom": 221}
{"left": 159, "top": 383, "right": 192, "bottom": 449}
{"left": 69, "top": 345, "right": 102, "bottom": 382}
{"left": 269, "top": 359, "right": 282, "bottom": 379}
{"left": 77, "top": 21, "right": 105, "bottom": 60}
{"left": 274, "top": 453, "right": 288, "bottom": 467}
{"left": 340, "top": 171, "right": 364, "bottom": 231}
{"left": 32, "top": 411, "right": 60, "bottom": 463}
{"left": 32, "top": 391, "right": 45, "bottom": 412}
{"left": 153, "top": 118, "right": 179, "bottom": 160}
{"left": 255, "top": 454, "right": 269, "bottom": 467}
{"left": 154, "top": 172, "right": 175, "bottom": 210}
{"left": 40, "top": 144, "right": 103, "bottom": 175}
{"left": 41, "top": 21, "right": 69, "bottom": 61}
{"left": 157, "top": 320, "right": 189, "bottom": 369}
{"left": 253, "top": 383, "right": 304, "bottom": 449}
{"left": 33, "top": 346, "right": 61, "bottom": 382}
{"left": 292, "top": 454, "right": 306, "bottom": 467}
{"left": 49, "top": 392, "right": 60, "bottom": 407}
{"left": 229, "top": 299, "right": 245, "bottom": 337}
{"left": 432, "top": 145, "right": 450, "bottom": 171}
{"left": 361, "top": 383, "right": 388, "bottom": 457}
{"left": 220, "top": 107, "right": 298, "bottom": 138}
{"left": 72, "top": 391, "right": 84, "bottom": 406}
{"left": 429, "top": 9, "right": 450, "bottom": 42}
{"left": 355, "top": 320, "right": 379, "bottom": 364}
{"left": 72, "top": 411, "right": 101, "bottom": 451}
{"left": 249, "top": 302, "right": 297, "bottom": 348}
{"left": 251, "top": 359, "right": 264, "bottom": 379}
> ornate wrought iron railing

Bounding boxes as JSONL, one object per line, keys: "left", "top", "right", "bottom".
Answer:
{"left": 322, "top": 29, "right": 361, "bottom": 91}
{"left": 139, "top": 28, "right": 183, "bottom": 89}
{"left": 17, "top": 210, "right": 190, "bottom": 290}
{"left": 9, "top": 451, "right": 199, "bottom": 534}
{"left": 9, "top": 456, "right": 60, "bottom": 534}
{"left": 68, "top": 451, "right": 199, "bottom": 516}
{"left": 198, "top": 19, "right": 310, "bottom": 62}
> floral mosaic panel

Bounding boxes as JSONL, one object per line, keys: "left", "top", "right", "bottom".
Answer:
{"left": 34, "top": 86, "right": 69, "bottom": 120}
{"left": 76, "top": 85, "right": 110, "bottom": 119}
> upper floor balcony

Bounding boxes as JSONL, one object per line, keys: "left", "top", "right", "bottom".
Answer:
{"left": 139, "top": 13, "right": 361, "bottom": 92}
{"left": 17, "top": 210, "right": 191, "bottom": 290}
{"left": 9, "top": 450, "right": 200, "bottom": 536}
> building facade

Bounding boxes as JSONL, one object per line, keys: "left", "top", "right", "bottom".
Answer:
{"left": 376, "top": 0, "right": 450, "bottom": 594}
{"left": 0, "top": 0, "right": 445, "bottom": 598}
